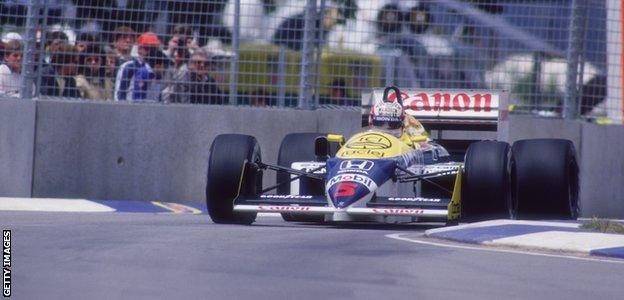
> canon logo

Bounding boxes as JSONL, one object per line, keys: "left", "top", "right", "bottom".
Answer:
{"left": 389, "top": 92, "right": 493, "bottom": 112}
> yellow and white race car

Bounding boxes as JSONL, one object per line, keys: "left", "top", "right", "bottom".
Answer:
{"left": 206, "top": 87, "right": 579, "bottom": 225}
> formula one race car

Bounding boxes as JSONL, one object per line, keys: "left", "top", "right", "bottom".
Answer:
{"left": 206, "top": 86, "right": 579, "bottom": 225}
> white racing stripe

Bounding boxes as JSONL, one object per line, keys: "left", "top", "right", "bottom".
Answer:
{"left": 386, "top": 233, "right": 624, "bottom": 264}
{"left": 0, "top": 197, "right": 115, "bottom": 212}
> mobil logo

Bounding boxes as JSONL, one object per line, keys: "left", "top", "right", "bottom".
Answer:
{"left": 327, "top": 173, "right": 376, "bottom": 191}
{"left": 339, "top": 160, "right": 374, "bottom": 171}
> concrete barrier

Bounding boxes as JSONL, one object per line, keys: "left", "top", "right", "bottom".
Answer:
{"left": 579, "top": 123, "right": 624, "bottom": 218}
{"left": 31, "top": 100, "right": 360, "bottom": 205}
{"left": 0, "top": 99, "right": 35, "bottom": 197}
{"left": 498, "top": 115, "right": 582, "bottom": 151}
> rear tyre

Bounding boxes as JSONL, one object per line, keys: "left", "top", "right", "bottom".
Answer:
{"left": 512, "top": 139, "right": 579, "bottom": 219}
{"left": 462, "top": 141, "right": 514, "bottom": 221}
{"left": 277, "top": 133, "right": 326, "bottom": 223}
{"left": 206, "top": 134, "right": 261, "bottom": 224}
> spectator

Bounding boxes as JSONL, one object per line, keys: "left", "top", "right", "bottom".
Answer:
{"left": 111, "top": 26, "right": 136, "bottom": 66}
{"left": 40, "top": 43, "right": 80, "bottom": 97}
{"left": 163, "top": 25, "right": 195, "bottom": 87}
{"left": 321, "top": 79, "right": 348, "bottom": 105}
{"left": 76, "top": 32, "right": 102, "bottom": 53}
{"left": 164, "top": 25, "right": 197, "bottom": 61}
{"left": 1, "top": 32, "right": 23, "bottom": 44}
{"left": 249, "top": 90, "right": 270, "bottom": 107}
{"left": 114, "top": 31, "right": 161, "bottom": 101}
{"left": 0, "top": 40, "right": 23, "bottom": 97}
{"left": 163, "top": 49, "right": 225, "bottom": 104}
{"left": 133, "top": 50, "right": 169, "bottom": 101}
{"left": 104, "top": 47, "right": 117, "bottom": 80}
{"left": 75, "top": 44, "right": 112, "bottom": 100}
{"left": 43, "top": 31, "right": 70, "bottom": 65}
{"left": 45, "top": 31, "right": 69, "bottom": 50}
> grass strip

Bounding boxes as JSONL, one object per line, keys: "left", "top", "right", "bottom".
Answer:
{"left": 580, "top": 217, "right": 624, "bottom": 235}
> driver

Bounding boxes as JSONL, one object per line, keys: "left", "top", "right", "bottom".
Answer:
{"left": 369, "top": 100, "right": 429, "bottom": 146}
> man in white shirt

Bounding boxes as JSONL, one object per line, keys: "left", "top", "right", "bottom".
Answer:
{"left": 0, "top": 39, "right": 23, "bottom": 97}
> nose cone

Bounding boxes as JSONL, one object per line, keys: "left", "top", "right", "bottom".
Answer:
{"left": 328, "top": 180, "right": 373, "bottom": 208}
{"left": 324, "top": 158, "right": 396, "bottom": 208}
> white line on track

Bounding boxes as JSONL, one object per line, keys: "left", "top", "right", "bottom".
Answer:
{"left": 386, "top": 233, "right": 624, "bottom": 264}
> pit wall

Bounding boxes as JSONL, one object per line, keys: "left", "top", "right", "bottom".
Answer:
{"left": 0, "top": 100, "right": 622, "bottom": 218}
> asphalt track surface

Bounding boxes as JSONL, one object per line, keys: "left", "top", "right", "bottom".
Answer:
{"left": 3, "top": 211, "right": 624, "bottom": 300}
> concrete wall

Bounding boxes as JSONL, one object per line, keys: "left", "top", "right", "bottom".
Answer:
{"left": 0, "top": 99, "right": 35, "bottom": 197}
{"left": 498, "top": 115, "right": 582, "bottom": 151}
{"left": 30, "top": 100, "right": 360, "bottom": 205}
{"left": 579, "top": 123, "right": 624, "bottom": 218}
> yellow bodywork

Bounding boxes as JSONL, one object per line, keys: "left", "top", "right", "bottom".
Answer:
{"left": 447, "top": 168, "right": 462, "bottom": 221}
{"left": 336, "top": 131, "right": 414, "bottom": 159}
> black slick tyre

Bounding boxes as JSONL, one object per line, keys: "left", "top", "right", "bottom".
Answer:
{"left": 277, "top": 133, "right": 326, "bottom": 222}
{"left": 206, "top": 134, "right": 261, "bottom": 224}
{"left": 462, "top": 140, "right": 514, "bottom": 221}
{"left": 512, "top": 139, "right": 579, "bottom": 219}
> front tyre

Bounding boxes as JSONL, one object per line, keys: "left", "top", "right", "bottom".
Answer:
{"left": 462, "top": 140, "right": 514, "bottom": 221}
{"left": 277, "top": 133, "right": 326, "bottom": 223}
{"left": 512, "top": 139, "right": 579, "bottom": 219}
{"left": 206, "top": 134, "right": 261, "bottom": 224}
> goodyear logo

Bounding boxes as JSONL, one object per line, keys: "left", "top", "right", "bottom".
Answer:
{"left": 388, "top": 197, "right": 441, "bottom": 202}
{"left": 260, "top": 195, "right": 314, "bottom": 199}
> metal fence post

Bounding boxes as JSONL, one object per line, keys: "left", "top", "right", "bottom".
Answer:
{"left": 229, "top": 0, "right": 241, "bottom": 105}
{"left": 19, "top": 0, "right": 41, "bottom": 100}
{"left": 313, "top": 0, "right": 326, "bottom": 107}
{"left": 277, "top": 46, "right": 287, "bottom": 107}
{"left": 298, "top": 0, "right": 317, "bottom": 109}
{"left": 563, "top": 0, "right": 587, "bottom": 119}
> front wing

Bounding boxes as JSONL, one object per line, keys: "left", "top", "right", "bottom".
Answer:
{"left": 233, "top": 169, "right": 463, "bottom": 221}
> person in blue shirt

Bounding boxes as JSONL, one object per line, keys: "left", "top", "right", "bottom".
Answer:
{"left": 114, "top": 31, "right": 161, "bottom": 101}
{"left": 133, "top": 50, "right": 169, "bottom": 101}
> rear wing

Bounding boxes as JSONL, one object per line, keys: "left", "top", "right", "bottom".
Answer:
{"left": 362, "top": 88, "right": 510, "bottom": 132}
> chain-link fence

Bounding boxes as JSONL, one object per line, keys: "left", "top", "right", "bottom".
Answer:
{"left": 0, "top": 0, "right": 621, "bottom": 123}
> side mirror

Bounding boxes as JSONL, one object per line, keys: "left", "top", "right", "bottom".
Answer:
{"left": 315, "top": 136, "right": 330, "bottom": 161}
{"left": 327, "top": 134, "right": 344, "bottom": 146}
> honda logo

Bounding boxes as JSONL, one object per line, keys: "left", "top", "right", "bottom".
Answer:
{"left": 339, "top": 160, "right": 374, "bottom": 171}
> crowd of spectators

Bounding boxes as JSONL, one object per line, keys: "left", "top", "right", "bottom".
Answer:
{"left": 0, "top": 1, "right": 362, "bottom": 106}
{"left": 0, "top": 25, "right": 228, "bottom": 104}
